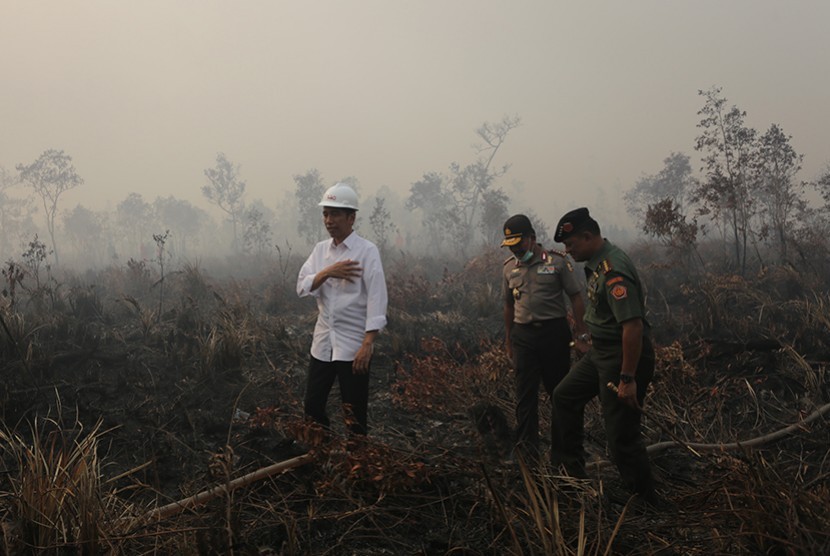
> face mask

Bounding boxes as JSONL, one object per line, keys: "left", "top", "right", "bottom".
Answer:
{"left": 515, "top": 249, "right": 533, "bottom": 264}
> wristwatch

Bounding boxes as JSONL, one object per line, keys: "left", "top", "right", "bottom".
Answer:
{"left": 619, "top": 374, "right": 635, "bottom": 384}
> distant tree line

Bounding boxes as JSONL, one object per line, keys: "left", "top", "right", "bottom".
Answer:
{"left": 0, "top": 115, "right": 529, "bottom": 269}
{"left": 2, "top": 95, "right": 828, "bottom": 274}
{"left": 624, "top": 86, "right": 830, "bottom": 275}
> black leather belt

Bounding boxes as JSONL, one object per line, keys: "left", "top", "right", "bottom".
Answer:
{"left": 515, "top": 318, "right": 563, "bottom": 328}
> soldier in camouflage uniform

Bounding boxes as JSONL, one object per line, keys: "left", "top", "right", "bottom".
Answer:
{"left": 501, "top": 214, "right": 588, "bottom": 461}
{"left": 551, "top": 207, "right": 659, "bottom": 505}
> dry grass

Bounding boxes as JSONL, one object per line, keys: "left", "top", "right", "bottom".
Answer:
{"left": 0, "top": 409, "right": 137, "bottom": 554}
{"left": 0, "top": 308, "right": 36, "bottom": 371}
{"left": 197, "top": 309, "right": 257, "bottom": 378}
{"left": 0, "top": 250, "right": 828, "bottom": 554}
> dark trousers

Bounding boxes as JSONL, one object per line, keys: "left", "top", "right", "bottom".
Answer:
{"left": 552, "top": 336, "right": 656, "bottom": 496}
{"left": 511, "top": 318, "right": 572, "bottom": 457}
{"left": 304, "top": 357, "right": 370, "bottom": 436}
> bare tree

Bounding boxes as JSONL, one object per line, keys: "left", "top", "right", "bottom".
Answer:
{"left": 753, "top": 124, "right": 805, "bottom": 261}
{"left": 406, "top": 171, "right": 453, "bottom": 249}
{"left": 293, "top": 169, "right": 326, "bottom": 245}
{"left": 479, "top": 188, "right": 510, "bottom": 246}
{"left": 116, "top": 193, "right": 156, "bottom": 260}
{"left": 63, "top": 204, "right": 105, "bottom": 266}
{"left": 693, "top": 87, "right": 759, "bottom": 274}
{"left": 16, "top": 149, "right": 84, "bottom": 266}
{"left": 625, "top": 152, "right": 696, "bottom": 222}
{"left": 154, "top": 196, "right": 209, "bottom": 259}
{"left": 817, "top": 167, "right": 830, "bottom": 218}
{"left": 242, "top": 202, "right": 273, "bottom": 255}
{"left": 0, "top": 165, "right": 34, "bottom": 260}
{"left": 406, "top": 115, "right": 520, "bottom": 252}
{"left": 643, "top": 198, "right": 701, "bottom": 266}
{"left": 369, "top": 196, "right": 397, "bottom": 257}
{"left": 203, "top": 153, "right": 246, "bottom": 249}
{"left": 455, "top": 115, "right": 521, "bottom": 246}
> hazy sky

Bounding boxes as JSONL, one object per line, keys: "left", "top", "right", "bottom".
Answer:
{"left": 2, "top": 1, "right": 828, "bottom": 228}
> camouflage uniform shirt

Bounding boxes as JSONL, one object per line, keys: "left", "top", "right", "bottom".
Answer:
{"left": 583, "top": 240, "right": 650, "bottom": 341}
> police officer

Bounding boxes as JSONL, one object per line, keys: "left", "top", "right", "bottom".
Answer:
{"left": 501, "top": 214, "right": 588, "bottom": 461}
{"left": 551, "top": 207, "right": 659, "bottom": 505}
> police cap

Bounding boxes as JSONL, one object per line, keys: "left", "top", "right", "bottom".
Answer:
{"left": 501, "top": 214, "right": 535, "bottom": 247}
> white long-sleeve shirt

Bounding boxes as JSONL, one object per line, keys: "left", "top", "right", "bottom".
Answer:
{"left": 297, "top": 232, "right": 388, "bottom": 362}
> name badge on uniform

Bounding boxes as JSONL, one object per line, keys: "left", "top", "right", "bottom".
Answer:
{"left": 537, "top": 265, "right": 557, "bottom": 275}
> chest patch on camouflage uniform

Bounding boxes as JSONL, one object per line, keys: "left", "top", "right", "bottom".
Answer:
{"left": 537, "top": 265, "right": 557, "bottom": 275}
{"left": 587, "top": 272, "right": 599, "bottom": 303}
{"left": 607, "top": 276, "right": 623, "bottom": 286}
{"left": 610, "top": 284, "right": 628, "bottom": 300}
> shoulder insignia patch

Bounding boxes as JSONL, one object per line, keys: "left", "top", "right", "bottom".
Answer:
{"left": 606, "top": 276, "right": 624, "bottom": 286}
{"left": 547, "top": 249, "right": 574, "bottom": 271}
{"left": 600, "top": 259, "right": 613, "bottom": 274}
{"left": 549, "top": 249, "right": 574, "bottom": 271}
{"left": 610, "top": 284, "right": 628, "bottom": 300}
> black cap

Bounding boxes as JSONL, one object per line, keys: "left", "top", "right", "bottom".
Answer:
{"left": 554, "top": 207, "right": 593, "bottom": 242}
{"left": 501, "top": 214, "right": 535, "bottom": 247}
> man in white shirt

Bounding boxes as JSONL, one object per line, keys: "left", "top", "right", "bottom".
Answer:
{"left": 296, "top": 183, "right": 388, "bottom": 436}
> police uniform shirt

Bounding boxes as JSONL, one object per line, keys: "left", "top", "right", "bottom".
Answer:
{"left": 503, "top": 248, "right": 583, "bottom": 324}
{"left": 582, "top": 240, "right": 649, "bottom": 341}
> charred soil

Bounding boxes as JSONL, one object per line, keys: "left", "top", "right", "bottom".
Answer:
{"left": 1, "top": 254, "right": 829, "bottom": 555}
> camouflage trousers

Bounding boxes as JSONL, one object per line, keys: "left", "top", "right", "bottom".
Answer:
{"left": 551, "top": 336, "right": 656, "bottom": 496}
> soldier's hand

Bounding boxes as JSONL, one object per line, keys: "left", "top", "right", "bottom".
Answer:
{"left": 573, "top": 337, "right": 590, "bottom": 356}
{"left": 617, "top": 380, "right": 641, "bottom": 411}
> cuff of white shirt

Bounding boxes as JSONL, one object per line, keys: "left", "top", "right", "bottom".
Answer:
{"left": 365, "top": 316, "right": 387, "bottom": 332}
{"left": 298, "top": 274, "right": 321, "bottom": 297}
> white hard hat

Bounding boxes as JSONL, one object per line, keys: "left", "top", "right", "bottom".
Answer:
{"left": 319, "top": 182, "right": 359, "bottom": 211}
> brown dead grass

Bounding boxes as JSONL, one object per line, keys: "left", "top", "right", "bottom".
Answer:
{"left": 0, "top": 251, "right": 828, "bottom": 554}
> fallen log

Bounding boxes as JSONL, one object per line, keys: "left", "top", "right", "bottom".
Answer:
{"left": 645, "top": 400, "right": 830, "bottom": 455}
{"left": 588, "top": 400, "right": 830, "bottom": 470}
{"left": 148, "top": 452, "right": 314, "bottom": 521}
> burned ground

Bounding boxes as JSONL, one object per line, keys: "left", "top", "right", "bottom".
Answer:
{"left": 1, "top": 249, "right": 829, "bottom": 555}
